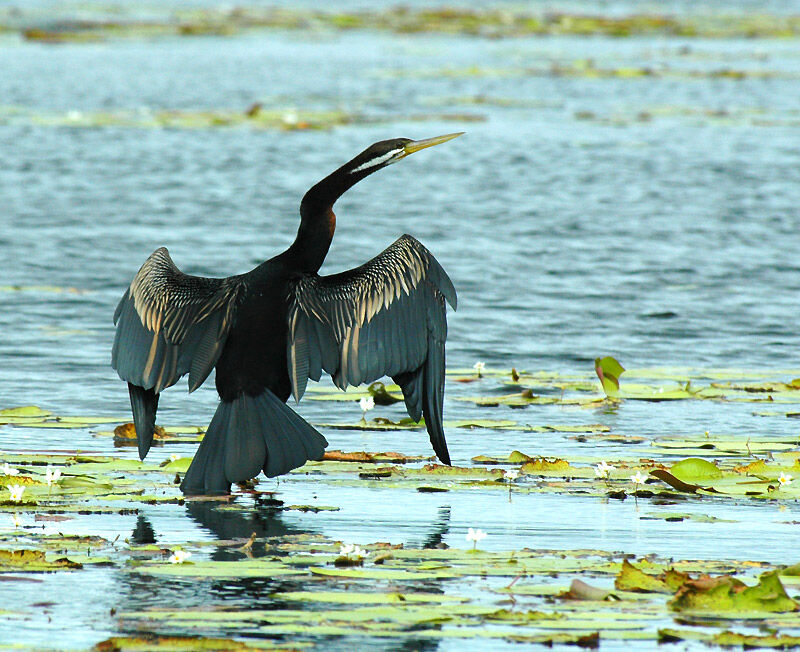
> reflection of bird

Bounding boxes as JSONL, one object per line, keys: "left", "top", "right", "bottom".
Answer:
{"left": 112, "top": 134, "right": 460, "bottom": 495}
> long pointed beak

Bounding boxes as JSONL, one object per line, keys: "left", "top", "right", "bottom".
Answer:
{"left": 401, "top": 132, "right": 464, "bottom": 158}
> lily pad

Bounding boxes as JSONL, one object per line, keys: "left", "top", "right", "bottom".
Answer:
{"left": 0, "top": 549, "right": 82, "bottom": 572}
{"left": 670, "top": 572, "right": 799, "bottom": 615}
{"left": 595, "top": 356, "right": 625, "bottom": 398}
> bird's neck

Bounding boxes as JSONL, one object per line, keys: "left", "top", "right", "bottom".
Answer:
{"left": 286, "top": 162, "right": 372, "bottom": 274}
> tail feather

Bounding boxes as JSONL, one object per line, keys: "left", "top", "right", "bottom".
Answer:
{"left": 128, "top": 383, "right": 159, "bottom": 460}
{"left": 181, "top": 389, "right": 328, "bottom": 495}
{"left": 224, "top": 396, "right": 266, "bottom": 482}
{"left": 260, "top": 391, "right": 327, "bottom": 477}
{"left": 181, "top": 401, "right": 230, "bottom": 495}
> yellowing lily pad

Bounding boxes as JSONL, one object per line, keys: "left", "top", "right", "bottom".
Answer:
{"left": 0, "top": 549, "right": 82, "bottom": 572}
{"left": 670, "top": 572, "right": 798, "bottom": 615}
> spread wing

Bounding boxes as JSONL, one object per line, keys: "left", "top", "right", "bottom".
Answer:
{"left": 286, "top": 234, "right": 457, "bottom": 463}
{"left": 112, "top": 247, "right": 244, "bottom": 395}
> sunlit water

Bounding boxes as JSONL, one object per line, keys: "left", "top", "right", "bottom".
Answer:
{"left": 1, "top": 2, "right": 800, "bottom": 648}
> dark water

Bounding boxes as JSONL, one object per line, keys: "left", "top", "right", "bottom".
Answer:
{"left": 2, "top": 3, "right": 800, "bottom": 648}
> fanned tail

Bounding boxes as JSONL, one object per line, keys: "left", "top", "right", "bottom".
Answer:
{"left": 128, "top": 383, "right": 159, "bottom": 460}
{"left": 180, "top": 389, "right": 328, "bottom": 495}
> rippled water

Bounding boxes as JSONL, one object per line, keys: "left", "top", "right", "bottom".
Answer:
{"left": 2, "top": 2, "right": 800, "bottom": 648}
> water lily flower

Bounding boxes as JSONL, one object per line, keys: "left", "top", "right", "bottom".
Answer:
{"left": 169, "top": 454, "right": 180, "bottom": 462}
{"left": 779, "top": 472, "right": 793, "bottom": 486}
{"left": 11, "top": 514, "right": 22, "bottom": 529}
{"left": 630, "top": 471, "right": 647, "bottom": 486}
{"left": 282, "top": 110, "right": 299, "bottom": 126}
{"left": 8, "top": 485, "right": 25, "bottom": 502}
{"left": 45, "top": 466, "right": 61, "bottom": 487}
{"left": 595, "top": 461, "right": 614, "bottom": 479}
{"left": 1, "top": 463, "right": 19, "bottom": 477}
{"left": 466, "top": 527, "right": 487, "bottom": 549}
{"left": 473, "top": 361, "right": 485, "bottom": 378}
{"left": 168, "top": 550, "right": 191, "bottom": 564}
{"left": 339, "top": 543, "right": 365, "bottom": 559}
{"left": 359, "top": 396, "right": 375, "bottom": 414}
{"left": 503, "top": 469, "right": 519, "bottom": 482}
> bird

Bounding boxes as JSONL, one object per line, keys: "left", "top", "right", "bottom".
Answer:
{"left": 111, "top": 133, "right": 461, "bottom": 495}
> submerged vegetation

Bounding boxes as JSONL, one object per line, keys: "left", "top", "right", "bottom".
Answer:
{"left": 4, "top": 7, "right": 800, "bottom": 42}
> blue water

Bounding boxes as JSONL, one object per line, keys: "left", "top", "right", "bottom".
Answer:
{"left": 2, "top": 3, "right": 800, "bottom": 649}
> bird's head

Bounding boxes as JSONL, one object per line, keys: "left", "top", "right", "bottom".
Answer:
{"left": 347, "top": 132, "right": 464, "bottom": 176}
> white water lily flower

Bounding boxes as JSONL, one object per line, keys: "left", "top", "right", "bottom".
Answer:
{"left": 359, "top": 396, "right": 375, "bottom": 413}
{"left": 1, "top": 463, "right": 19, "bottom": 477}
{"left": 466, "top": 528, "right": 487, "bottom": 548}
{"left": 339, "top": 543, "right": 355, "bottom": 556}
{"left": 11, "top": 514, "right": 22, "bottom": 529}
{"left": 169, "top": 454, "right": 180, "bottom": 462}
{"left": 8, "top": 485, "right": 25, "bottom": 502}
{"left": 779, "top": 472, "right": 793, "bottom": 486}
{"left": 503, "top": 469, "right": 519, "bottom": 482}
{"left": 45, "top": 466, "right": 61, "bottom": 487}
{"left": 595, "top": 461, "right": 614, "bottom": 479}
{"left": 168, "top": 550, "right": 191, "bottom": 564}
{"left": 351, "top": 545, "right": 366, "bottom": 558}
{"left": 282, "top": 110, "right": 299, "bottom": 126}
{"left": 630, "top": 471, "right": 647, "bottom": 486}
{"left": 473, "top": 361, "right": 485, "bottom": 377}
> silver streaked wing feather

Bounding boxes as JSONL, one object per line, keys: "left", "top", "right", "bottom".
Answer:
{"left": 286, "top": 234, "right": 456, "bottom": 402}
{"left": 112, "top": 247, "right": 244, "bottom": 394}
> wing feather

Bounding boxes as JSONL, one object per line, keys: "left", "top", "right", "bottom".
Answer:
{"left": 286, "top": 234, "right": 456, "bottom": 464}
{"left": 112, "top": 247, "right": 243, "bottom": 394}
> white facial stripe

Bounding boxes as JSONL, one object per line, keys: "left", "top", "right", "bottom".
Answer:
{"left": 350, "top": 148, "right": 403, "bottom": 174}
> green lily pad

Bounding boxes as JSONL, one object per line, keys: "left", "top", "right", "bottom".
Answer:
{"left": 129, "top": 559, "right": 307, "bottom": 578}
{"left": 92, "top": 636, "right": 268, "bottom": 650}
{"left": 670, "top": 458, "right": 723, "bottom": 483}
{"left": 595, "top": 356, "right": 625, "bottom": 398}
{"left": 275, "top": 591, "right": 468, "bottom": 604}
{"left": 0, "top": 406, "right": 51, "bottom": 418}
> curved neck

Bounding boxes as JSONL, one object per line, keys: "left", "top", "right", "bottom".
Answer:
{"left": 286, "top": 161, "right": 374, "bottom": 274}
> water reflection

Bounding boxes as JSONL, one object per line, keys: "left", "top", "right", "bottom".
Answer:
{"left": 185, "top": 494, "right": 297, "bottom": 561}
{"left": 130, "top": 514, "right": 156, "bottom": 545}
{"left": 118, "top": 500, "right": 318, "bottom": 615}
{"left": 114, "top": 501, "right": 447, "bottom": 649}
{"left": 420, "top": 505, "right": 451, "bottom": 550}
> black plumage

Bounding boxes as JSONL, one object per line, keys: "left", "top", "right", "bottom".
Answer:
{"left": 112, "top": 133, "right": 461, "bottom": 495}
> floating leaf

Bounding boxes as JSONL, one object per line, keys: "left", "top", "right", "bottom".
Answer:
{"left": 129, "top": 559, "right": 306, "bottom": 578}
{"left": 614, "top": 559, "right": 675, "bottom": 594}
{"left": 595, "top": 356, "right": 625, "bottom": 398}
{"left": 520, "top": 458, "right": 570, "bottom": 474}
{"left": 0, "top": 549, "right": 82, "bottom": 572}
{"left": 670, "top": 571, "right": 798, "bottom": 614}
{"left": 93, "top": 636, "right": 263, "bottom": 650}
{"left": 670, "top": 458, "right": 723, "bottom": 483}
{"left": 275, "top": 591, "right": 467, "bottom": 604}
{"left": 320, "top": 450, "right": 426, "bottom": 463}
{"left": 0, "top": 406, "right": 51, "bottom": 418}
